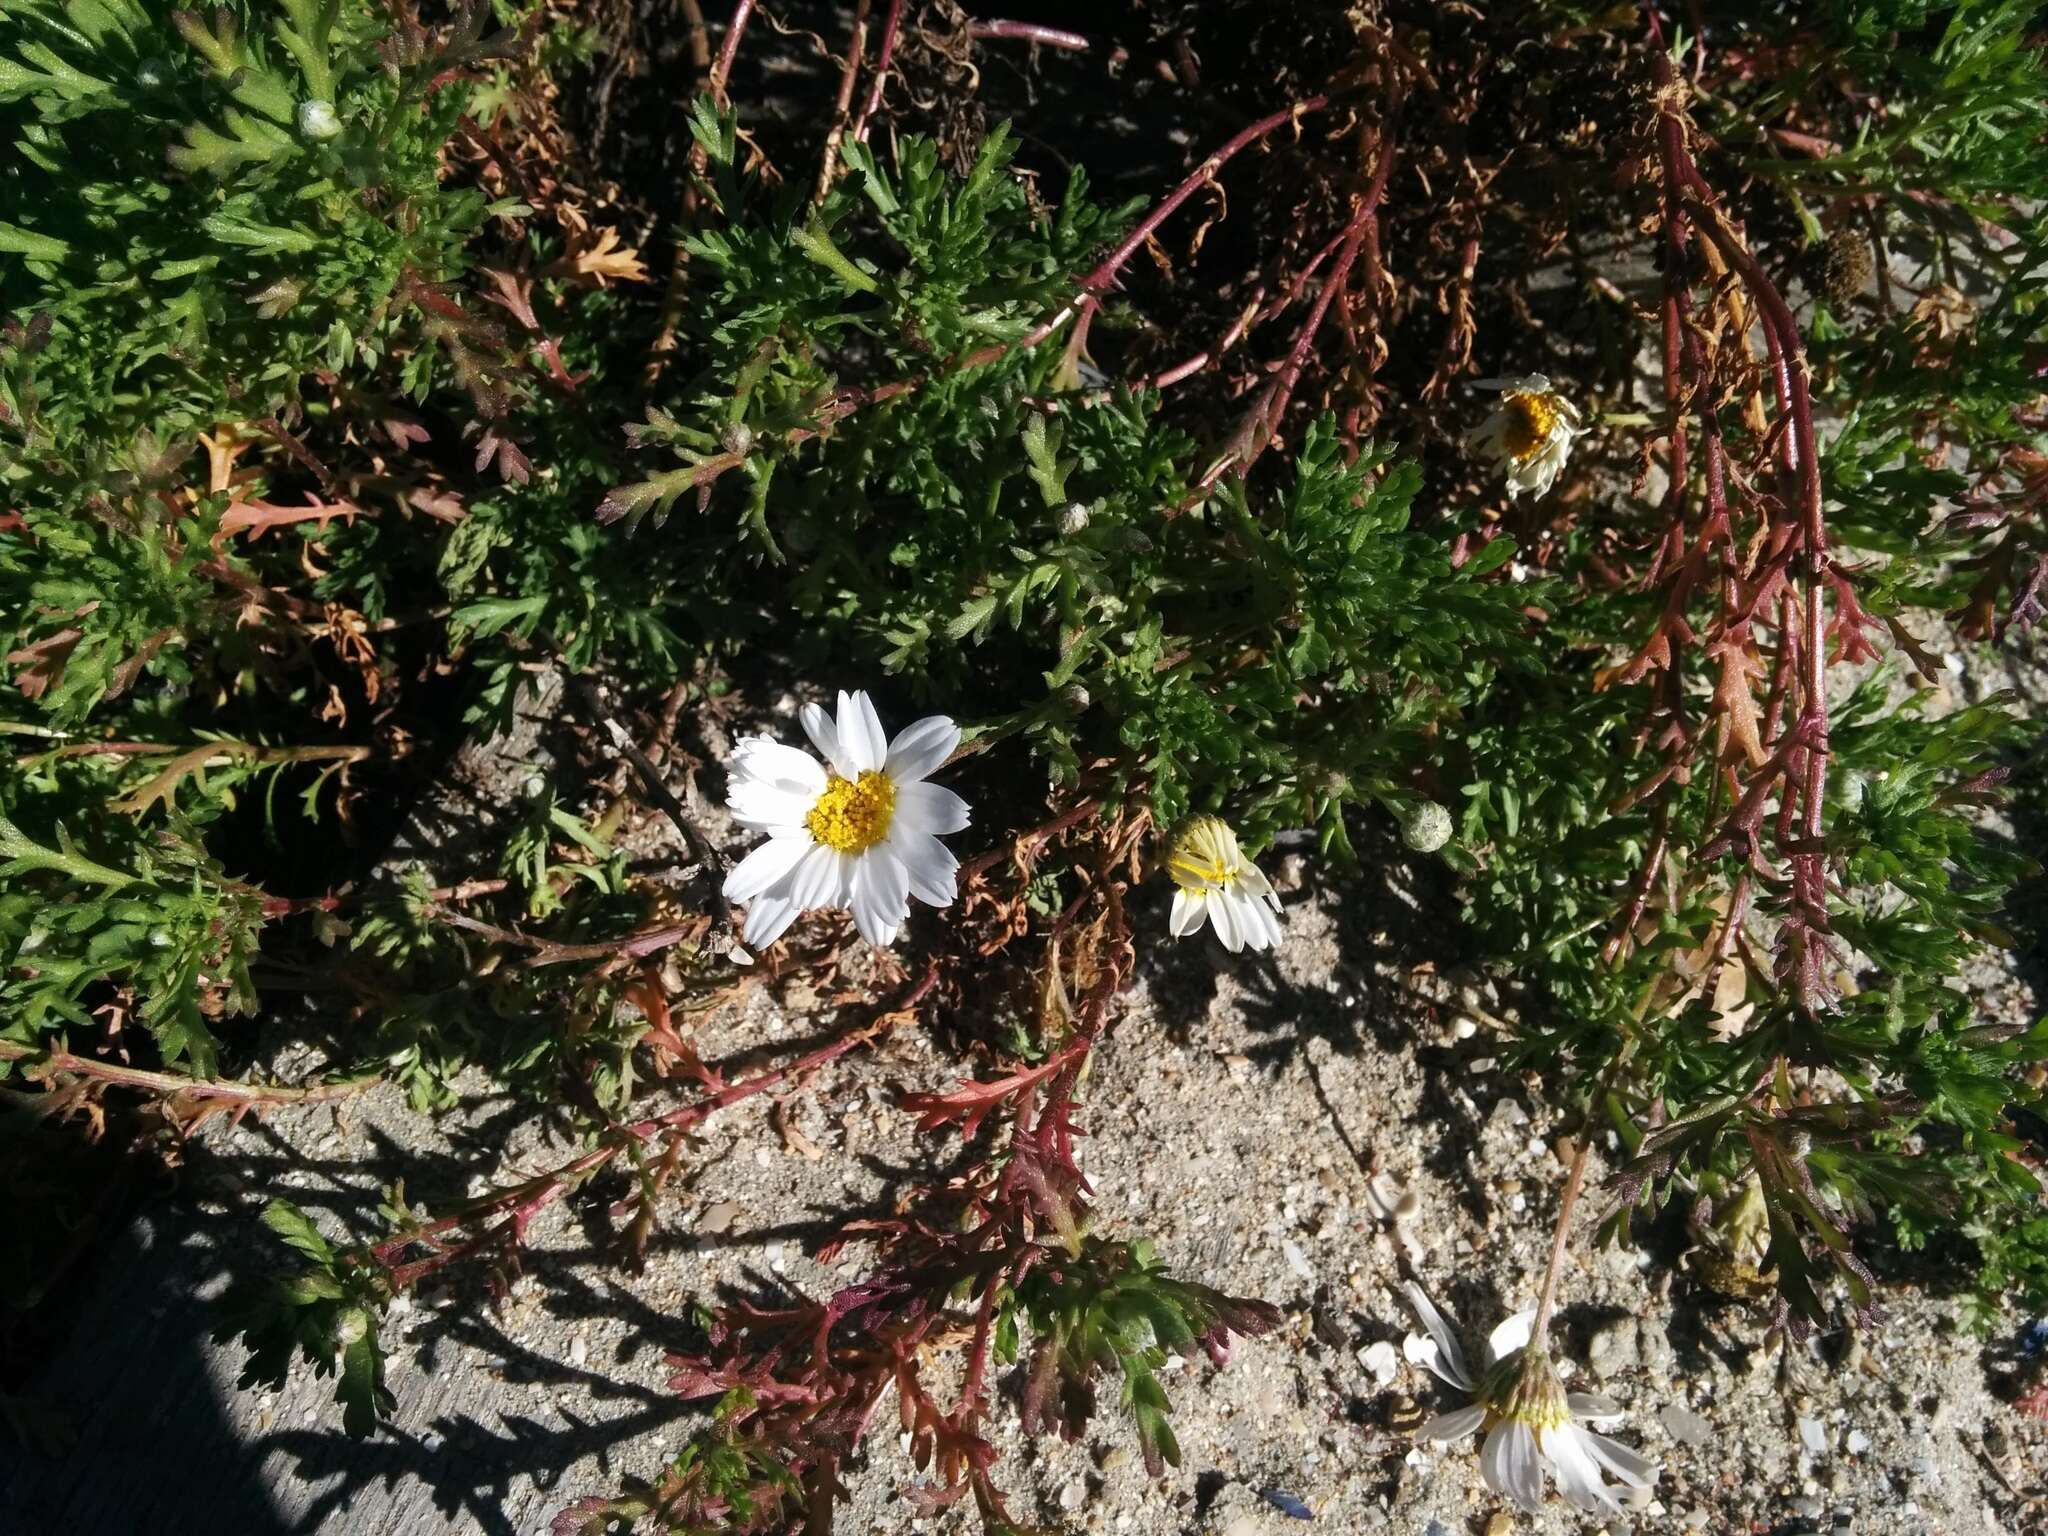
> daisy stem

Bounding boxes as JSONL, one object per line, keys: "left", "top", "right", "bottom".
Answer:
{"left": 1530, "top": 1132, "right": 1591, "bottom": 1350}
{"left": 1531, "top": 1048, "right": 1632, "bottom": 1349}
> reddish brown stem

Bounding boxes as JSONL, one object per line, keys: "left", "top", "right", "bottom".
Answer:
{"left": 1076, "top": 96, "right": 1331, "bottom": 301}
{"left": 1230, "top": 99, "right": 1399, "bottom": 478}
{"left": 847, "top": 0, "right": 905, "bottom": 146}
{"left": 708, "top": 0, "right": 754, "bottom": 108}
{"left": 0, "top": 1039, "right": 377, "bottom": 1108}
{"left": 970, "top": 20, "right": 1089, "bottom": 50}
{"left": 814, "top": 0, "right": 871, "bottom": 206}
{"left": 957, "top": 798, "right": 1101, "bottom": 880}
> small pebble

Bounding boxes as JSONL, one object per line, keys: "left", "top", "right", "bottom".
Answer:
{"left": 1261, "top": 1489, "right": 1312, "bottom": 1520}
{"left": 697, "top": 1201, "right": 741, "bottom": 1235}
{"left": 1283, "top": 1239, "right": 1315, "bottom": 1282}
{"left": 1798, "top": 1415, "right": 1827, "bottom": 1454}
{"left": 1845, "top": 1428, "right": 1871, "bottom": 1456}
{"left": 1358, "top": 1340, "right": 1399, "bottom": 1384}
{"left": 1659, "top": 1404, "right": 1712, "bottom": 1447}
{"left": 1589, "top": 1320, "right": 1639, "bottom": 1381}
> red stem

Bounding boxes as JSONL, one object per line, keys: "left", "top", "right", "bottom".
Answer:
{"left": 1231, "top": 100, "right": 1400, "bottom": 478}
{"left": 709, "top": 0, "right": 754, "bottom": 107}
{"left": 1076, "top": 96, "right": 1331, "bottom": 300}
{"left": 848, "top": 0, "right": 906, "bottom": 145}
{"left": 970, "top": 20, "right": 1090, "bottom": 51}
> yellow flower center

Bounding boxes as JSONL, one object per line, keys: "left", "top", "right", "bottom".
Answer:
{"left": 806, "top": 770, "right": 896, "bottom": 853}
{"left": 1168, "top": 815, "right": 1244, "bottom": 892}
{"left": 1501, "top": 391, "right": 1560, "bottom": 462}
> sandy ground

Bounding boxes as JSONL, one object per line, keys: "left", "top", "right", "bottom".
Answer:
{"left": 6, "top": 764, "right": 2041, "bottom": 1535}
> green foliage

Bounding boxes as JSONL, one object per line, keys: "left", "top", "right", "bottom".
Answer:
{"left": 1016, "top": 1236, "right": 1278, "bottom": 1478}
{"left": 0, "top": 811, "right": 263, "bottom": 1073}
{"left": 1, "top": 0, "right": 518, "bottom": 719}
{"left": 607, "top": 117, "right": 1527, "bottom": 835}
{"left": 2, "top": 0, "right": 507, "bottom": 457}
{"left": 214, "top": 1198, "right": 393, "bottom": 1437}
{"left": 550, "top": 1392, "right": 801, "bottom": 1536}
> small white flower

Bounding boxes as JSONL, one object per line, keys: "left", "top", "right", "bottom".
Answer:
{"left": 1165, "top": 815, "right": 1283, "bottom": 954}
{"left": 1469, "top": 374, "right": 1587, "bottom": 501}
{"left": 721, "top": 690, "right": 968, "bottom": 949}
{"left": 1404, "top": 1282, "right": 1659, "bottom": 1515}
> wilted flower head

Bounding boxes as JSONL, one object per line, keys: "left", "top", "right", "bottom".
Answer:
{"left": 1399, "top": 799, "right": 1453, "bottom": 854}
{"left": 297, "top": 98, "right": 342, "bottom": 141}
{"left": 1469, "top": 374, "right": 1587, "bottom": 501}
{"left": 722, "top": 690, "right": 968, "bottom": 949}
{"left": 1165, "top": 815, "right": 1283, "bottom": 953}
{"left": 1403, "top": 1282, "right": 1658, "bottom": 1514}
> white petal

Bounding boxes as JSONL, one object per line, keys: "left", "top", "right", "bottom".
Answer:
{"left": 789, "top": 843, "right": 849, "bottom": 912}
{"left": 1168, "top": 888, "right": 1208, "bottom": 939}
{"left": 723, "top": 835, "right": 811, "bottom": 902}
{"left": 1465, "top": 409, "right": 1509, "bottom": 454}
{"left": 1479, "top": 1423, "right": 1516, "bottom": 1507}
{"left": 1584, "top": 1430, "right": 1658, "bottom": 1489}
{"left": 1500, "top": 1421, "right": 1545, "bottom": 1511}
{"left": 799, "top": 703, "right": 855, "bottom": 780}
{"left": 727, "top": 783, "right": 817, "bottom": 833}
{"left": 896, "top": 780, "right": 970, "bottom": 835}
{"left": 1401, "top": 1284, "right": 1472, "bottom": 1391}
{"left": 1546, "top": 1424, "right": 1620, "bottom": 1513}
{"left": 1417, "top": 1404, "right": 1486, "bottom": 1443}
{"left": 890, "top": 827, "right": 958, "bottom": 908}
{"left": 730, "top": 736, "right": 827, "bottom": 797}
{"left": 1244, "top": 890, "right": 1284, "bottom": 950}
{"left": 741, "top": 893, "right": 800, "bottom": 948}
{"left": 1567, "top": 1392, "right": 1623, "bottom": 1426}
{"left": 837, "top": 690, "right": 887, "bottom": 774}
{"left": 1486, "top": 1309, "right": 1535, "bottom": 1366}
{"left": 1236, "top": 859, "right": 1277, "bottom": 902}
{"left": 884, "top": 715, "right": 959, "bottom": 783}
{"left": 1229, "top": 889, "right": 1280, "bottom": 952}
{"left": 1209, "top": 886, "right": 1244, "bottom": 951}
{"left": 850, "top": 847, "right": 910, "bottom": 946}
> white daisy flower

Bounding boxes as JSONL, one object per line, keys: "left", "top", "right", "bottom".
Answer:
{"left": 1469, "top": 374, "right": 1587, "bottom": 501}
{"left": 721, "top": 690, "right": 968, "bottom": 949}
{"left": 1403, "top": 1282, "right": 1659, "bottom": 1515}
{"left": 1165, "top": 815, "right": 1284, "bottom": 954}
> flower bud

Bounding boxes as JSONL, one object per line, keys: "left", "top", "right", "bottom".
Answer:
{"left": 1060, "top": 683, "right": 1091, "bottom": 713}
{"left": 1059, "top": 502, "right": 1090, "bottom": 535}
{"left": 335, "top": 1306, "right": 372, "bottom": 1347}
{"left": 1399, "top": 800, "right": 1453, "bottom": 854}
{"left": 720, "top": 421, "right": 754, "bottom": 456}
{"left": 135, "top": 57, "right": 172, "bottom": 90}
{"left": 297, "top": 99, "right": 342, "bottom": 141}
